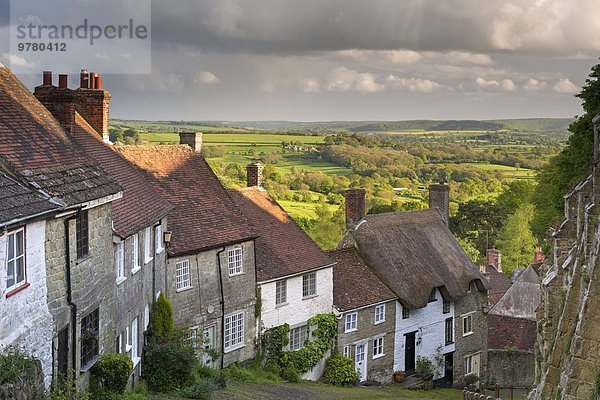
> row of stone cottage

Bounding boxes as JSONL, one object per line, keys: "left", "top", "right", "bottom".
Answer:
{"left": 0, "top": 66, "right": 489, "bottom": 390}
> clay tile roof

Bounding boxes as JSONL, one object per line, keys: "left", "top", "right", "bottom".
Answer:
{"left": 328, "top": 247, "right": 397, "bottom": 312}
{"left": 0, "top": 67, "right": 121, "bottom": 206}
{"left": 71, "top": 114, "right": 172, "bottom": 237}
{"left": 0, "top": 172, "right": 60, "bottom": 226}
{"left": 230, "top": 187, "right": 333, "bottom": 282}
{"left": 488, "top": 314, "right": 536, "bottom": 351}
{"left": 116, "top": 145, "right": 256, "bottom": 255}
{"left": 485, "top": 264, "right": 512, "bottom": 306}
{"left": 343, "top": 208, "right": 488, "bottom": 309}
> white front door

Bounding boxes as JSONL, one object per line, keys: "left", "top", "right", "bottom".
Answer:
{"left": 202, "top": 325, "right": 215, "bottom": 365}
{"left": 473, "top": 353, "right": 481, "bottom": 378}
{"left": 355, "top": 343, "right": 367, "bottom": 382}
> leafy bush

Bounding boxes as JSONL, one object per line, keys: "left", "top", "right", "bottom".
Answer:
{"left": 323, "top": 354, "right": 357, "bottom": 386}
{"left": 148, "top": 292, "right": 174, "bottom": 338}
{"left": 142, "top": 339, "right": 197, "bottom": 392}
{"left": 0, "top": 346, "right": 37, "bottom": 385}
{"left": 280, "top": 366, "right": 300, "bottom": 383}
{"left": 49, "top": 371, "right": 91, "bottom": 400}
{"left": 465, "top": 373, "right": 479, "bottom": 386}
{"left": 91, "top": 354, "right": 133, "bottom": 394}
{"left": 415, "top": 356, "right": 435, "bottom": 379}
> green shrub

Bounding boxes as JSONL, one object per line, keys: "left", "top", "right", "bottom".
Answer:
{"left": 177, "top": 377, "right": 220, "bottom": 400}
{"left": 280, "top": 366, "right": 300, "bottom": 383}
{"left": 0, "top": 346, "right": 37, "bottom": 385}
{"left": 148, "top": 293, "right": 174, "bottom": 338}
{"left": 142, "top": 339, "right": 197, "bottom": 392}
{"left": 323, "top": 354, "right": 357, "bottom": 386}
{"left": 222, "top": 363, "right": 281, "bottom": 384}
{"left": 415, "top": 356, "right": 435, "bottom": 379}
{"left": 91, "top": 354, "right": 133, "bottom": 394}
{"left": 465, "top": 373, "right": 479, "bottom": 386}
{"left": 122, "top": 384, "right": 148, "bottom": 400}
{"left": 49, "top": 371, "right": 91, "bottom": 400}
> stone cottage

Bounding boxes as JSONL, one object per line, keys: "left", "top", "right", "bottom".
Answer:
{"left": 0, "top": 67, "right": 123, "bottom": 387}
{"left": 338, "top": 186, "right": 488, "bottom": 388}
{"left": 117, "top": 136, "right": 259, "bottom": 368}
{"left": 328, "top": 247, "right": 397, "bottom": 384}
{"left": 230, "top": 162, "right": 335, "bottom": 379}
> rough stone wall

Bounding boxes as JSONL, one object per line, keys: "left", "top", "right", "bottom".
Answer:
{"left": 454, "top": 289, "right": 488, "bottom": 388}
{"left": 166, "top": 240, "right": 257, "bottom": 367}
{"left": 337, "top": 300, "right": 396, "bottom": 384}
{"left": 0, "top": 359, "right": 45, "bottom": 400}
{"left": 45, "top": 204, "right": 117, "bottom": 388}
{"left": 488, "top": 349, "right": 535, "bottom": 388}
{"left": 0, "top": 220, "right": 53, "bottom": 388}
{"left": 533, "top": 171, "right": 600, "bottom": 400}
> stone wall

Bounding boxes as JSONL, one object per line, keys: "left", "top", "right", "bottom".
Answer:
{"left": 338, "top": 300, "right": 396, "bottom": 384}
{"left": 0, "top": 359, "right": 45, "bottom": 400}
{"left": 487, "top": 349, "right": 534, "bottom": 388}
{"left": 167, "top": 240, "right": 257, "bottom": 367}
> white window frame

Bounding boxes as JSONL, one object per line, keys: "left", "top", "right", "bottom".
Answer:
{"left": 302, "top": 272, "right": 317, "bottom": 298}
{"left": 464, "top": 354, "right": 473, "bottom": 375}
{"left": 289, "top": 325, "right": 307, "bottom": 351}
{"left": 115, "top": 241, "right": 125, "bottom": 284}
{"left": 125, "top": 326, "right": 132, "bottom": 353}
{"left": 374, "top": 304, "right": 385, "bottom": 325}
{"left": 343, "top": 345, "right": 351, "bottom": 358}
{"left": 144, "top": 304, "right": 150, "bottom": 331}
{"left": 131, "top": 233, "right": 140, "bottom": 274}
{"left": 144, "top": 227, "right": 153, "bottom": 264}
{"left": 345, "top": 312, "right": 358, "bottom": 332}
{"left": 224, "top": 311, "right": 245, "bottom": 352}
{"left": 176, "top": 259, "right": 191, "bottom": 291}
{"left": 6, "top": 227, "right": 26, "bottom": 291}
{"left": 462, "top": 313, "right": 474, "bottom": 337}
{"left": 275, "top": 279, "right": 287, "bottom": 306}
{"left": 373, "top": 336, "right": 384, "bottom": 359}
{"left": 155, "top": 223, "right": 164, "bottom": 254}
{"left": 228, "top": 248, "right": 243, "bottom": 276}
{"left": 131, "top": 317, "right": 140, "bottom": 366}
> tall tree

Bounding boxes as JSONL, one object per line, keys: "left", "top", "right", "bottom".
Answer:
{"left": 496, "top": 203, "right": 537, "bottom": 277}
{"left": 532, "top": 63, "right": 600, "bottom": 237}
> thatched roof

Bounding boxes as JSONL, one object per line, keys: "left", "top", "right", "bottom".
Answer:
{"left": 341, "top": 208, "right": 487, "bottom": 309}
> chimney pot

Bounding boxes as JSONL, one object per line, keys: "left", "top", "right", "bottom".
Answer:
{"left": 533, "top": 246, "right": 545, "bottom": 264}
{"left": 246, "top": 162, "right": 264, "bottom": 187}
{"left": 43, "top": 71, "right": 52, "bottom": 86}
{"left": 429, "top": 183, "right": 450, "bottom": 225}
{"left": 344, "top": 188, "right": 366, "bottom": 230}
{"left": 80, "top": 69, "right": 89, "bottom": 89}
{"left": 179, "top": 132, "right": 203, "bottom": 152}
{"left": 89, "top": 72, "right": 98, "bottom": 89}
{"left": 95, "top": 76, "right": 103, "bottom": 90}
{"left": 487, "top": 247, "right": 502, "bottom": 273}
{"left": 58, "top": 74, "right": 68, "bottom": 89}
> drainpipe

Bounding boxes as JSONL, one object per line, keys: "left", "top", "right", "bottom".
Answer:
{"left": 64, "top": 211, "right": 80, "bottom": 379}
{"left": 216, "top": 247, "right": 226, "bottom": 370}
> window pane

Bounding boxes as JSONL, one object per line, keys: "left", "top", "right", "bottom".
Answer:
{"left": 16, "top": 257, "right": 25, "bottom": 283}
{"left": 7, "top": 260, "right": 15, "bottom": 287}
{"left": 8, "top": 233, "right": 14, "bottom": 260}
{"left": 16, "top": 230, "right": 24, "bottom": 256}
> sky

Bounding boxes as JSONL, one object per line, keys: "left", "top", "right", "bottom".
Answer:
{"left": 1, "top": 0, "right": 599, "bottom": 121}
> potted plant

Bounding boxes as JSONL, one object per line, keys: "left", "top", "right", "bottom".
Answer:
{"left": 393, "top": 371, "right": 406, "bottom": 383}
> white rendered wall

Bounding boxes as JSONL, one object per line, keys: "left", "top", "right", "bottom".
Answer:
{"left": 259, "top": 267, "right": 334, "bottom": 330}
{"left": 0, "top": 221, "right": 53, "bottom": 388}
{"left": 393, "top": 289, "right": 456, "bottom": 379}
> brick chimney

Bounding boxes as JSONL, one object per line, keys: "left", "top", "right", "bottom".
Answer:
{"left": 487, "top": 247, "right": 502, "bottom": 272}
{"left": 34, "top": 69, "right": 111, "bottom": 141}
{"left": 179, "top": 132, "right": 203, "bottom": 152}
{"left": 75, "top": 70, "right": 111, "bottom": 142}
{"left": 34, "top": 71, "right": 77, "bottom": 133}
{"left": 344, "top": 188, "right": 366, "bottom": 230}
{"left": 246, "top": 162, "right": 264, "bottom": 187}
{"left": 429, "top": 183, "right": 450, "bottom": 225}
{"left": 533, "top": 246, "right": 545, "bottom": 264}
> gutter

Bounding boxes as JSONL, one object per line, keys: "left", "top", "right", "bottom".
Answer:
{"left": 216, "top": 247, "right": 226, "bottom": 370}
{"left": 64, "top": 210, "right": 81, "bottom": 378}
{"left": 256, "top": 262, "right": 337, "bottom": 285}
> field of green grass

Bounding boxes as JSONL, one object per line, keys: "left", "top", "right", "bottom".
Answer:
{"left": 457, "top": 162, "right": 535, "bottom": 180}
{"left": 139, "top": 132, "right": 325, "bottom": 146}
{"left": 276, "top": 199, "right": 339, "bottom": 219}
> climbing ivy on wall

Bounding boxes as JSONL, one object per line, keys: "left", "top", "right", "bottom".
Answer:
{"left": 261, "top": 313, "right": 337, "bottom": 374}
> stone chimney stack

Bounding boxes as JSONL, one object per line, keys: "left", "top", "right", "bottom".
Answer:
{"left": 533, "top": 246, "right": 545, "bottom": 264}
{"left": 429, "top": 183, "right": 450, "bottom": 225}
{"left": 179, "top": 132, "right": 203, "bottom": 152}
{"left": 487, "top": 247, "right": 502, "bottom": 272}
{"left": 246, "top": 162, "right": 264, "bottom": 187}
{"left": 344, "top": 188, "right": 366, "bottom": 230}
{"left": 34, "top": 71, "right": 77, "bottom": 134}
{"left": 75, "top": 70, "right": 111, "bottom": 142}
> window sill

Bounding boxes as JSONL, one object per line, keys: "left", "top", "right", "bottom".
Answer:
{"left": 228, "top": 272, "right": 244, "bottom": 277}
{"left": 76, "top": 254, "right": 92, "bottom": 264}
{"left": 176, "top": 286, "right": 193, "bottom": 293}
{"left": 125, "top": 345, "right": 132, "bottom": 353}
{"left": 131, "top": 266, "right": 141, "bottom": 275}
{"left": 144, "top": 256, "right": 153, "bottom": 265}
{"left": 373, "top": 354, "right": 385, "bottom": 360}
{"left": 345, "top": 328, "right": 357, "bottom": 333}
{"left": 80, "top": 355, "right": 100, "bottom": 373}
{"left": 155, "top": 247, "right": 164, "bottom": 255}
{"left": 463, "top": 332, "right": 474, "bottom": 338}
{"left": 116, "top": 276, "right": 127, "bottom": 285}
{"left": 132, "top": 356, "right": 141, "bottom": 368}
{"left": 6, "top": 282, "right": 30, "bottom": 298}
{"left": 302, "top": 294, "right": 318, "bottom": 300}
{"left": 374, "top": 320, "right": 385, "bottom": 326}
{"left": 275, "top": 302, "right": 288, "bottom": 308}
{"left": 224, "top": 343, "right": 245, "bottom": 354}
